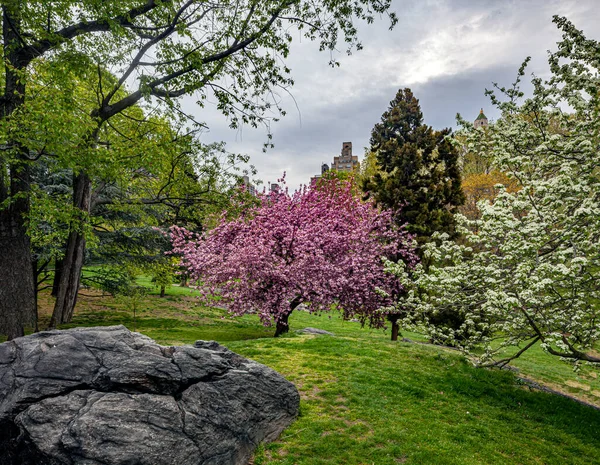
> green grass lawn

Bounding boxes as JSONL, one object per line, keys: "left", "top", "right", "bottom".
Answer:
{"left": 30, "top": 283, "right": 600, "bottom": 464}
{"left": 236, "top": 323, "right": 600, "bottom": 465}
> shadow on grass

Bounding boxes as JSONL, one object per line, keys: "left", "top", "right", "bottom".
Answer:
{"left": 57, "top": 310, "right": 275, "bottom": 344}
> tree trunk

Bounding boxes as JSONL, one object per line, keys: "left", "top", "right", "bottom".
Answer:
{"left": 32, "top": 258, "right": 40, "bottom": 333}
{"left": 274, "top": 312, "right": 291, "bottom": 337}
{"left": 0, "top": 6, "right": 37, "bottom": 340}
{"left": 160, "top": 285, "right": 165, "bottom": 298}
{"left": 0, "top": 156, "right": 35, "bottom": 340}
{"left": 0, "top": 217, "right": 35, "bottom": 339}
{"left": 51, "top": 259, "right": 63, "bottom": 297}
{"left": 389, "top": 316, "right": 401, "bottom": 341}
{"left": 274, "top": 296, "right": 303, "bottom": 337}
{"left": 50, "top": 172, "right": 93, "bottom": 327}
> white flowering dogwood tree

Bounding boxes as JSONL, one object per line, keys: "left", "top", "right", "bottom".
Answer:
{"left": 386, "top": 16, "right": 600, "bottom": 367}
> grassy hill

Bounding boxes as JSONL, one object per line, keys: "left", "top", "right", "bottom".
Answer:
{"left": 35, "top": 286, "right": 600, "bottom": 465}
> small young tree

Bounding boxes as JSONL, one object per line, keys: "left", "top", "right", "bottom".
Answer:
{"left": 170, "top": 177, "right": 416, "bottom": 336}
{"left": 149, "top": 259, "right": 176, "bottom": 298}
{"left": 386, "top": 17, "right": 600, "bottom": 367}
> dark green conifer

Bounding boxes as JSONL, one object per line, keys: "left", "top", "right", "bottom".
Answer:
{"left": 363, "top": 88, "right": 464, "bottom": 253}
{"left": 363, "top": 88, "right": 465, "bottom": 341}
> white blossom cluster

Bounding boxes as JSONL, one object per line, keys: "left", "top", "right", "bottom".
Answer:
{"left": 385, "top": 16, "right": 600, "bottom": 367}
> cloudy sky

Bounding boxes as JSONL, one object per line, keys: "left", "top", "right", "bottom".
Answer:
{"left": 186, "top": 0, "right": 600, "bottom": 190}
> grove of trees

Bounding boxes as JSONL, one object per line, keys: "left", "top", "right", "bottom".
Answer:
{"left": 3, "top": 1, "right": 597, "bottom": 375}
{"left": 0, "top": 0, "right": 397, "bottom": 339}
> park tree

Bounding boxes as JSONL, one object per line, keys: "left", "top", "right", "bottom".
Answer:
{"left": 457, "top": 124, "right": 520, "bottom": 223}
{"left": 361, "top": 88, "right": 464, "bottom": 339}
{"left": 459, "top": 171, "right": 519, "bottom": 222}
{"left": 170, "top": 177, "right": 416, "bottom": 336}
{"left": 148, "top": 259, "right": 177, "bottom": 298}
{"left": 459, "top": 131, "right": 495, "bottom": 177}
{"left": 385, "top": 17, "right": 600, "bottom": 366}
{"left": 47, "top": 121, "right": 255, "bottom": 326}
{"left": 362, "top": 88, "right": 464, "bottom": 251}
{"left": 0, "top": 0, "right": 397, "bottom": 339}
{"left": 357, "top": 150, "right": 381, "bottom": 186}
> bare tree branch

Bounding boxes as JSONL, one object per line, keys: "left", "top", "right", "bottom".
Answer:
{"left": 94, "top": 2, "right": 293, "bottom": 121}
{"left": 19, "top": 0, "right": 170, "bottom": 64}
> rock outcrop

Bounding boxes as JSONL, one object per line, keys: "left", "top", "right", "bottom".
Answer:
{"left": 0, "top": 326, "right": 299, "bottom": 465}
{"left": 296, "top": 327, "right": 334, "bottom": 336}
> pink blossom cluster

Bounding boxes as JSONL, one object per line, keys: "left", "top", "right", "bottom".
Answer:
{"left": 170, "top": 177, "right": 417, "bottom": 329}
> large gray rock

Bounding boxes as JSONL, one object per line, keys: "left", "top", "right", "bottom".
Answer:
{"left": 0, "top": 326, "right": 299, "bottom": 465}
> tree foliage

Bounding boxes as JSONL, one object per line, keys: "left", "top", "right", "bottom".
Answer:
{"left": 460, "top": 171, "right": 519, "bottom": 222}
{"left": 357, "top": 150, "right": 380, "bottom": 185}
{"left": 362, "top": 88, "right": 464, "bottom": 251}
{"left": 170, "top": 177, "right": 416, "bottom": 336}
{"left": 386, "top": 17, "right": 600, "bottom": 367}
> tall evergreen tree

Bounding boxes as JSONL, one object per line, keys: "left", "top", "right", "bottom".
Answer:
{"left": 362, "top": 88, "right": 465, "bottom": 340}
{"left": 363, "top": 88, "right": 464, "bottom": 253}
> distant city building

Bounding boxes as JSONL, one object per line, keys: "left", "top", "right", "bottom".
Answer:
{"left": 241, "top": 175, "right": 257, "bottom": 196}
{"left": 474, "top": 108, "right": 488, "bottom": 128}
{"left": 310, "top": 163, "right": 330, "bottom": 185}
{"left": 270, "top": 183, "right": 280, "bottom": 193}
{"left": 331, "top": 142, "right": 359, "bottom": 172}
{"left": 311, "top": 142, "right": 360, "bottom": 184}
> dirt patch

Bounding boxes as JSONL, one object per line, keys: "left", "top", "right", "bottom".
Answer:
{"left": 516, "top": 376, "right": 600, "bottom": 410}
{"left": 565, "top": 380, "right": 591, "bottom": 391}
{"left": 302, "top": 385, "right": 323, "bottom": 400}
{"left": 342, "top": 418, "right": 373, "bottom": 441}
{"left": 294, "top": 374, "right": 339, "bottom": 400}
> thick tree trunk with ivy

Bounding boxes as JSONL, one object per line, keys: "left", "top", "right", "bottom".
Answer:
{"left": 0, "top": 8, "right": 36, "bottom": 340}
{"left": 50, "top": 172, "right": 92, "bottom": 327}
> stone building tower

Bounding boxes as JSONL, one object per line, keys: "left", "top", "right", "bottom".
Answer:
{"left": 331, "top": 142, "right": 359, "bottom": 172}
{"left": 474, "top": 108, "right": 488, "bottom": 128}
{"left": 311, "top": 142, "right": 360, "bottom": 184}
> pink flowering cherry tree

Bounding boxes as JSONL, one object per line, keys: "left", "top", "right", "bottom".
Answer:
{"left": 170, "top": 177, "right": 417, "bottom": 336}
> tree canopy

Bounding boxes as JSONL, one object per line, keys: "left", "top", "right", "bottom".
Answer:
{"left": 362, "top": 88, "right": 464, "bottom": 251}
{"left": 170, "top": 177, "right": 416, "bottom": 336}
{"left": 0, "top": 0, "right": 398, "bottom": 338}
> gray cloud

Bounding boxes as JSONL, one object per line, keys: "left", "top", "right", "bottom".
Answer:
{"left": 185, "top": 0, "right": 600, "bottom": 190}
